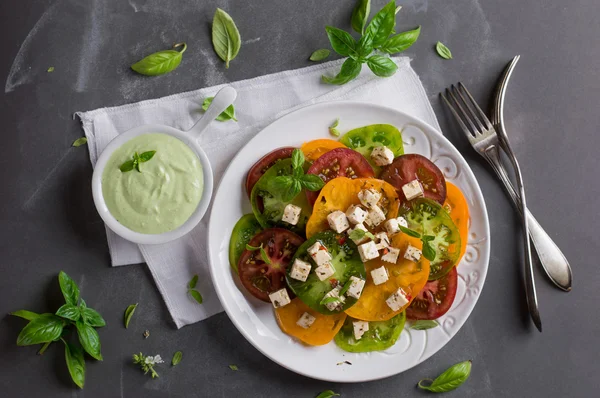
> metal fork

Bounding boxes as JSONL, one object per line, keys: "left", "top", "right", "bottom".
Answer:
{"left": 441, "top": 83, "right": 542, "bottom": 332}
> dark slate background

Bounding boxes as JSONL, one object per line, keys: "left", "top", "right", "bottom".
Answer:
{"left": 1, "top": 0, "right": 598, "bottom": 396}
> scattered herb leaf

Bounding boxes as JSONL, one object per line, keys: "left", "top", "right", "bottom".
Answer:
{"left": 212, "top": 8, "right": 241, "bottom": 68}
{"left": 418, "top": 360, "right": 471, "bottom": 393}
{"left": 411, "top": 320, "right": 439, "bottom": 330}
{"left": 47, "top": 66, "right": 55, "bottom": 72}
{"left": 188, "top": 275, "right": 199, "bottom": 289}
{"left": 422, "top": 240, "right": 436, "bottom": 261}
{"left": 329, "top": 118, "right": 341, "bottom": 136}
{"left": 202, "top": 96, "right": 238, "bottom": 122}
{"left": 172, "top": 351, "right": 183, "bottom": 366}
{"left": 316, "top": 390, "right": 340, "bottom": 398}
{"left": 399, "top": 225, "right": 421, "bottom": 238}
{"left": 435, "top": 41, "right": 452, "bottom": 60}
{"left": 320, "top": 296, "right": 340, "bottom": 305}
{"left": 229, "top": 364, "right": 239, "bottom": 371}
{"left": 124, "top": 304, "right": 138, "bottom": 329}
{"left": 348, "top": 228, "right": 375, "bottom": 242}
{"left": 189, "top": 290, "right": 203, "bottom": 304}
{"left": 245, "top": 244, "right": 261, "bottom": 251}
{"left": 72, "top": 137, "right": 87, "bottom": 147}
{"left": 310, "top": 49, "right": 330, "bottom": 61}
{"left": 131, "top": 43, "right": 187, "bottom": 76}
{"left": 259, "top": 246, "right": 272, "bottom": 265}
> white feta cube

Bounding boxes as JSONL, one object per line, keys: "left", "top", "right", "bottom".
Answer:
{"left": 282, "top": 203, "right": 302, "bottom": 225}
{"left": 296, "top": 312, "right": 316, "bottom": 329}
{"left": 384, "top": 216, "right": 408, "bottom": 235}
{"left": 370, "top": 146, "right": 395, "bottom": 166}
{"left": 358, "top": 241, "right": 379, "bottom": 262}
{"left": 404, "top": 244, "right": 422, "bottom": 262}
{"left": 358, "top": 189, "right": 381, "bottom": 208}
{"left": 345, "top": 205, "right": 368, "bottom": 225}
{"left": 345, "top": 276, "right": 365, "bottom": 299}
{"left": 381, "top": 247, "right": 401, "bottom": 264}
{"left": 315, "top": 262, "right": 335, "bottom": 281}
{"left": 353, "top": 320, "right": 369, "bottom": 340}
{"left": 374, "top": 232, "right": 390, "bottom": 250}
{"left": 308, "top": 242, "right": 332, "bottom": 266}
{"left": 268, "top": 288, "right": 291, "bottom": 308}
{"left": 386, "top": 287, "right": 410, "bottom": 311}
{"left": 402, "top": 180, "right": 425, "bottom": 201}
{"left": 327, "top": 210, "right": 350, "bottom": 233}
{"left": 365, "top": 205, "right": 386, "bottom": 228}
{"left": 289, "top": 259, "right": 311, "bottom": 282}
{"left": 370, "top": 266, "right": 389, "bottom": 285}
{"left": 347, "top": 223, "right": 369, "bottom": 244}
{"left": 323, "top": 286, "right": 346, "bottom": 311}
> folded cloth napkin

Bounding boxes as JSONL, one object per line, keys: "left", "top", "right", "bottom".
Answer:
{"left": 76, "top": 56, "right": 440, "bottom": 328}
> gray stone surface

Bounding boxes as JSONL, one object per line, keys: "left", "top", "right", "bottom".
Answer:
{"left": 1, "top": 0, "right": 598, "bottom": 396}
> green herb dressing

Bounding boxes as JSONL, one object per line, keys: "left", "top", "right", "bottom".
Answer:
{"left": 102, "top": 133, "right": 203, "bottom": 234}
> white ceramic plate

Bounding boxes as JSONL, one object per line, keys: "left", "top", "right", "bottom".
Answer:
{"left": 207, "top": 101, "right": 490, "bottom": 383}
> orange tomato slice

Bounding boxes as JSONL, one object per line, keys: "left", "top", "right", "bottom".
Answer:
{"left": 275, "top": 297, "right": 347, "bottom": 346}
{"left": 301, "top": 139, "right": 347, "bottom": 162}
{"left": 443, "top": 182, "right": 469, "bottom": 264}
{"left": 306, "top": 177, "right": 400, "bottom": 238}
{"left": 345, "top": 235, "right": 431, "bottom": 322}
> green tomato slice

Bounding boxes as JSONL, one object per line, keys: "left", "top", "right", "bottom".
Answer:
{"left": 334, "top": 312, "right": 406, "bottom": 353}
{"left": 402, "top": 197, "right": 461, "bottom": 280}
{"left": 339, "top": 124, "right": 404, "bottom": 170}
{"left": 228, "top": 214, "right": 262, "bottom": 272}
{"left": 286, "top": 231, "right": 366, "bottom": 315}
{"left": 250, "top": 159, "right": 312, "bottom": 236}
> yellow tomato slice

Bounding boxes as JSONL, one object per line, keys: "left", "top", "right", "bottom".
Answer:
{"left": 345, "top": 235, "right": 431, "bottom": 322}
{"left": 301, "top": 139, "right": 347, "bottom": 162}
{"left": 306, "top": 177, "right": 400, "bottom": 238}
{"left": 443, "top": 182, "right": 469, "bottom": 264}
{"left": 275, "top": 297, "right": 347, "bottom": 346}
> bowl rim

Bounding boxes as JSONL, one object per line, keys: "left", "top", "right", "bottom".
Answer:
{"left": 91, "top": 124, "right": 213, "bottom": 245}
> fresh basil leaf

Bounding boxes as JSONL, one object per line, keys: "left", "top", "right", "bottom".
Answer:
{"left": 47, "top": 66, "right": 55, "bottom": 72}
{"left": 76, "top": 321, "right": 102, "bottom": 361}
{"left": 64, "top": 341, "right": 85, "bottom": 389}
{"left": 291, "top": 149, "right": 305, "bottom": 171}
{"left": 418, "top": 360, "right": 471, "bottom": 393}
{"left": 351, "top": 0, "right": 371, "bottom": 34}
{"left": 322, "top": 58, "right": 362, "bottom": 85}
{"left": 268, "top": 175, "right": 294, "bottom": 194}
{"left": 320, "top": 296, "right": 340, "bottom": 305}
{"left": 299, "top": 174, "right": 325, "bottom": 191}
{"left": 348, "top": 228, "right": 366, "bottom": 241}
{"left": 229, "top": 364, "right": 239, "bottom": 371}
{"left": 309, "top": 49, "right": 330, "bottom": 61}
{"left": 172, "top": 351, "right": 183, "bottom": 366}
{"left": 124, "top": 304, "right": 138, "bottom": 329}
{"left": 399, "top": 225, "right": 421, "bottom": 238}
{"left": 329, "top": 128, "right": 341, "bottom": 137}
{"left": 58, "top": 271, "right": 80, "bottom": 306}
{"left": 188, "top": 275, "right": 199, "bottom": 289}
{"left": 325, "top": 26, "right": 357, "bottom": 57}
{"left": 422, "top": 235, "right": 435, "bottom": 242}
{"left": 366, "top": 55, "right": 398, "bottom": 77}
{"left": 56, "top": 304, "right": 81, "bottom": 322}
{"left": 422, "top": 241, "right": 436, "bottom": 261}
{"left": 436, "top": 41, "right": 452, "bottom": 60}
{"left": 82, "top": 308, "right": 106, "bottom": 328}
{"left": 364, "top": 0, "right": 396, "bottom": 48}
{"left": 338, "top": 279, "right": 354, "bottom": 297}
{"left": 202, "top": 97, "right": 238, "bottom": 122}
{"left": 131, "top": 43, "right": 187, "bottom": 76}
{"left": 379, "top": 26, "right": 421, "bottom": 54}
{"left": 281, "top": 179, "right": 302, "bottom": 202}
{"left": 189, "top": 289, "right": 203, "bottom": 304}
{"left": 17, "top": 314, "right": 64, "bottom": 346}
{"left": 259, "top": 246, "right": 272, "bottom": 265}
{"left": 135, "top": 160, "right": 141, "bottom": 173}
{"left": 330, "top": 118, "right": 340, "bottom": 129}
{"left": 119, "top": 160, "right": 135, "bottom": 172}
{"left": 72, "top": 137, "right": 88, "bottom": 147}
{"left": 356, "top": 33, "right": 374, "bottom": 59}
{"left": 245, "top": 244, "right": 261, "bottom": 251}
{"left": 138, "top": 151, "right": 156, "bottom": 162}
{"left": 411, "top": 320, "right": 439, "bottom": 330}
{"left": 316, "top": 390, "right": 340, "bottom": 398}
{"left": 9, "top": 310, "right": 39, "bottom": 321}
{"left": 212, "top": 8, "right": 241, "bottom": 68}
{"left": 293, "top": 166, "right": 303, "bottom": 178}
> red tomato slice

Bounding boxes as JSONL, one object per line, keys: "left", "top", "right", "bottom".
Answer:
{"left": 305, "top": 148, "right": 375, "bottom": 205}
{"left": 380, "top": 154, "right": 447, "bottom": 205}
{"left": 405, "top": 267, "right": 458, "bottom": 320}
{"left": 238, "top": 228, "right": 304, "bottom": 302}
{"left": 245, "top": 147, "right": 295, "bottom": 198}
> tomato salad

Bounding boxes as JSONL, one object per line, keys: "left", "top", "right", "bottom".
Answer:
{"left": 229, "top": 124, "right": 470, "bottom": 352}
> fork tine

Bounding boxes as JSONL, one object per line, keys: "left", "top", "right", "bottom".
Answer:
{"left": 453, "top": 84, "right": 487, "bottom": 133}
{"left": 458, "top": 82, "right": 494, "bottom": 130}
{"left": 440, "top": 91, "right": 476, "bottom": 142}
{"left": 446, "top": 85, "right": 479, "bottom": 135}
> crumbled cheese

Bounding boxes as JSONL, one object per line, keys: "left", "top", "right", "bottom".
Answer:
{"left": 358, "top": 189, "right": 381, "bottom": 208}
{"left": 365, "top": 205, "right": 386, "bottom": 228}
{"left": 370, "top": 146, "right": 394, "bottom": 166}
{"left": 345, "top": 205, "right": 368, "bottom": 225}
{"left": 384, "top": 216, "right": 408, "bottom": 235}
{"left": 358, "top": 241, "right": 379, "bottom": 262}
{"left": 404, "top": 244, "right": 422, "bottom": 262}
{"left": 347, "top": 223, "right": 369, "bottom": 244}
{"left": 370, "top": 266, "right": 389, "bottom": 285}
{"left": 385, "top": 288, "right": 410, "bottom": 311}
{"left": 345, "top": 276, "right": 365, "bottom": 299}
{"left": 296, "top": 312, "right": 316, "bottom": 329}
{"left": 402, "top": 180, "right": 425, "bottom": 201}
{"left": 353, "top": 320, "right": 369, "bottom": 340}
{"left": 315, "top": 262, "right": 335, "bottom": 281}
{"left": 381, "top": 247, "right": 400, "bottom": 264}
{"left": 374, "top": 232, "right": 390, "bottom": 250}
{"left": 323, "top": 286, "right": 346, "bottom": 311}
{"left": 327, "top": 210, "right": 350, "bottom": 233}
{"left": 289, "top": 258, "right": 311, "bottom": 282}
{"left": 268, "top": 288, "right": 291, "bottom": 308}
{"left": 307, "top": 242, "right": 332, "bottom": 266}
{"left": 282, "top": 204, "right": 302, "bottom": 225}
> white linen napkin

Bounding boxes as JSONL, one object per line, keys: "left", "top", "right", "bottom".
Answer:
{"left": 76, "top": 56, "right": 440, "bottom": 328}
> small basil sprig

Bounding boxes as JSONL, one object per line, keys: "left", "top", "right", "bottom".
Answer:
{"left": 310, "top": 49, "right": 330, "bottom": 62}
{"left": 131, "top": 43, "right": 187, "bottom": 76}
{"left": 202, "top": 97, "right": 237, "bottom": 122}
{"left": 268, "top": 149, "right": 325, "bottom": 201}
{"left": 321, "top": 0, "right": 421, "bottom": 85}
{"left": 187, "top": 275, "right": 203, "bottom": 304}
{"left": 348, "top": 228, "right": 375, "bottom": 242}
{"left": 418, "top": 360, "right": 472, "bottom": 393}
{"left": 124, "top": 303, "right": 138, "bottom": 328}
{"left": 398, "top": 226, "right": 436, "bottom": 261}
{"left": 120, "top": 151, "right": 156, "bottom": 173}
{"left": 212, "top": 8, "right": 241, "bottom": 68}
{"left": 246, "top": 243, "right": 272, "bottom": 265}
{"left": 411, "top": 320, "right": 439, "bottom": 330}
{"left": 436, "top": 41, "right": 452, "bottom": 59}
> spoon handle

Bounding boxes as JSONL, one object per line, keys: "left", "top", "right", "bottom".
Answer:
{"left": 188, "top": 86, "right": 238, "bottom": 138}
